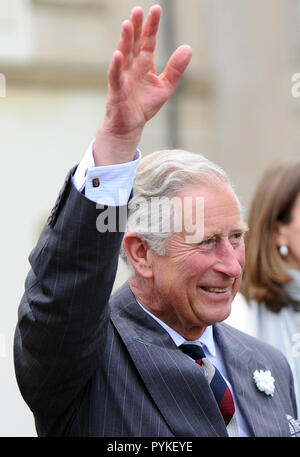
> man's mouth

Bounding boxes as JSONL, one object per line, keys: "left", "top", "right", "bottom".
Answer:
{"left": 200, "top": 286, "right": 230, "bottom": 294}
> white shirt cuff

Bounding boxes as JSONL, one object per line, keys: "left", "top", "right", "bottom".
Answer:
{"left": 72, "top": 139, "right": 141, "bottom": 206}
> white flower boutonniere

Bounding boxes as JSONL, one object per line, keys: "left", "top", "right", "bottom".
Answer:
{"left": 253, "top": 369, "right": 275, "bottom": 396}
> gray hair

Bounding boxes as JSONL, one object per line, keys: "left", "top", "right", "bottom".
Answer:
{"left": 121, "top": 149, "right": 241, "bottom": 264}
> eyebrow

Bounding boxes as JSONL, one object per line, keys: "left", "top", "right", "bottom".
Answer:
{"left": 203, "top": 224, "right": 249, "bottom": 239}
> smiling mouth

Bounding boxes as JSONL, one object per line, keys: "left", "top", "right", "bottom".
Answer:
{"left": 200, "top": 286, "right": 230, "bottom": 293}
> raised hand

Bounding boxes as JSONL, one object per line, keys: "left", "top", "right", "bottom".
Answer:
{"left": 94, "top": 5, "right": 192, "bottom": 166}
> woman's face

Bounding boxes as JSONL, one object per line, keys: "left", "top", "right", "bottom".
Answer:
{"left": 277, "top": 192, "right": 300, "bottom": 270}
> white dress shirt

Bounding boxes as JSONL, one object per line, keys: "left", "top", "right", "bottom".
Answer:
{"left": 72, "top": 141, "right": 250, "bottom": 437}
{"left": 72, "top": 139, "right": 141, "bottom": 206}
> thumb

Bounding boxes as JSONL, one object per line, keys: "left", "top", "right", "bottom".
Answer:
{"left": 160, "top": 45, "right": 192, "bottom": 88}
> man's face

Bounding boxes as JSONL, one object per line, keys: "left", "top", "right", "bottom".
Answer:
{"left": 148, "top": 182, "right": 247, "bottom": 339}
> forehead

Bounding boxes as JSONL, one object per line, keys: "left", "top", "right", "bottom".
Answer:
{"left": 177, "top": 181, "right": 245, "bottom": 236}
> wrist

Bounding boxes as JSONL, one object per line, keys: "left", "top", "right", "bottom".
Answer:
{"left": 93, "top": 123, "right": 142, "bottom": 166}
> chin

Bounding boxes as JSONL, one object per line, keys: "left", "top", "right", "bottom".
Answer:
{"left": 208, "top": 302, "right": 232, "bottom": 325}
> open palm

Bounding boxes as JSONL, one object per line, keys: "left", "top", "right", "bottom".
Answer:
{"left": 104, "top": 5, "right": 192, "bottom": 140}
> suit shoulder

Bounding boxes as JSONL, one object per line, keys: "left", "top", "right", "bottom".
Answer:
{"left": 218, "top": 321, "right": 290, "bottom": 365}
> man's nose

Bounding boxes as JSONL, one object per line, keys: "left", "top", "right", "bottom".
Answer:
{"left": 214, "top": 241, "right": 244, "bottom": 278}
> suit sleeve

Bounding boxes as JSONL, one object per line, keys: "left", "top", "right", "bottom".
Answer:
{"left": 14, "top": 168, "right": 126, "bottom": 418}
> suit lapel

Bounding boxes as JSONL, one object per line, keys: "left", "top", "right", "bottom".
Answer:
{"left": 214, "top": 323, "right": 290, "bottom": 437}
{"left": 110, "top": 282, "right": 228, "bottom": 437}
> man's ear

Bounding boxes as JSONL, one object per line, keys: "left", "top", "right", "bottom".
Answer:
{"left": 122, "top": 232, "right": 154, "bottom": 278}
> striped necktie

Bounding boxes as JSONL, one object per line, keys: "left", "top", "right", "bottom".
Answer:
{"left": 180, "top": 342, "right": 237, "bottom": 433}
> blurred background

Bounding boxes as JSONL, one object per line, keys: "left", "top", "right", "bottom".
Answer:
{"left": 1, "top": 0, "right": 300, "bottom": 436}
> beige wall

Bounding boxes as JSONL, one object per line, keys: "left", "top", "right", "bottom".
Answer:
{"left": 1, "top": 0, "right": 300, "bottom": 436}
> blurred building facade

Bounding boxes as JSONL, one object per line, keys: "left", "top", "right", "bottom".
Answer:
{"left": 1, "top": 0, "right": 300, "bottom": 436}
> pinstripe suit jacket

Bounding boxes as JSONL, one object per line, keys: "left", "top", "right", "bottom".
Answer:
{"left": 14, "top": 170, "right": 297, "bottom": 437}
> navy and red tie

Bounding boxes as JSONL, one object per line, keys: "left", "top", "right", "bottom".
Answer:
{"left": 180, "top": 342, "right": 237, "bottom": 431}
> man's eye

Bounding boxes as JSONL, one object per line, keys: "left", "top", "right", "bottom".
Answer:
{"left": 198, "top": 238, "right": 216, "bottom": 251}
{"left": 230, "top": 233, "right": 244, "bottom": 246}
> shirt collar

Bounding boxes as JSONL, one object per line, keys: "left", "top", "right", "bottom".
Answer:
{"left": 137, "top": 300, "right": 216, "bottom": 357}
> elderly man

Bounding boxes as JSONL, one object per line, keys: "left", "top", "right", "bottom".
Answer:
{"left": 14, "top": 5, "right": 298, "bottom": 437}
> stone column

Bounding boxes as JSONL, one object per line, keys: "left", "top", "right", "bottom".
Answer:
{"left": 205, "top": 0, "right": 294, "bottom": 207}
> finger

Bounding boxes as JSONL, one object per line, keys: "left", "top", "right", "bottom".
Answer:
{"left": 160, "top": 45, "right": 192, "bottom": 89}
{"left": 130, "top": 6, "right": 143, "bottom": 56}
{"left": 140, "top": 4, "right": 162, "bottom": 53}
{"left": 108, "top": 50, "right": 124, "bottom": 92}
{"left": 117, "top": 20, "right": 134, "bottom": 69}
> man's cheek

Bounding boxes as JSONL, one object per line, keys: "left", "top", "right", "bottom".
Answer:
{"left": 238, "top": 244, "right": 246, "bottom": 270}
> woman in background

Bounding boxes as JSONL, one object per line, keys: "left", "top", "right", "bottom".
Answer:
{"left": 227, "top": 159, "right": 300, "bottom": 411}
